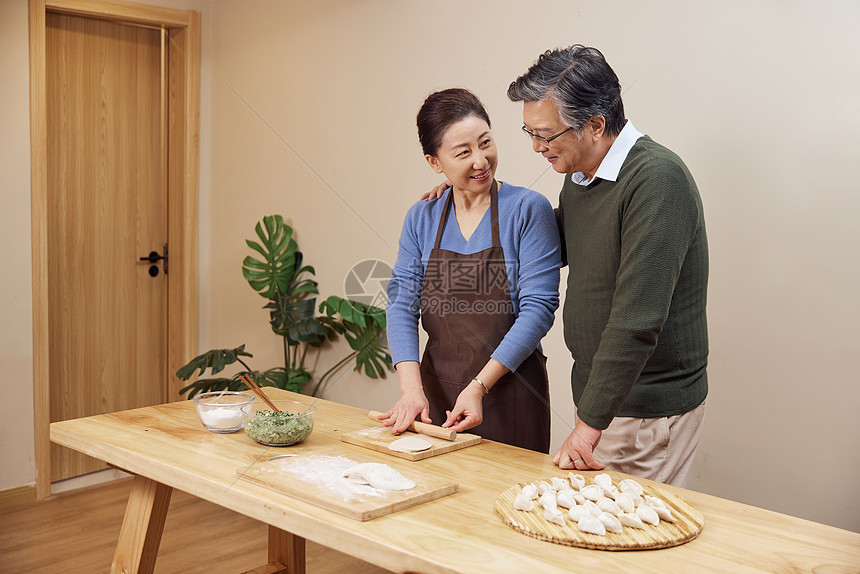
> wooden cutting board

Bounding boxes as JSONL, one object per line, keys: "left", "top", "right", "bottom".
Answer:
{"left": 340, "top": 425, "right": 481, "bottom": 461}
{"left": 237, "top": 452, "right": 458, "bottom": 521}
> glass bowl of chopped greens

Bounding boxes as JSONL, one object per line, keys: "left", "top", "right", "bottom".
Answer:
{"left": 193, "top": 391, "right": 255, "bottom": 433}
{"left": 241, "top": 400, "right": 316, "bottom": 446}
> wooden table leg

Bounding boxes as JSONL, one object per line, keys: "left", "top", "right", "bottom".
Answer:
{"left": 110, "top": 474, "right": 173, "bottom": 574}
{"left": 268, "top": 525, "right": 306, "bottom": 574}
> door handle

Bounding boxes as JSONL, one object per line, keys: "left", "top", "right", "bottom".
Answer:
{"left": 139, "top": 244, "right": 168, "bottom": 277}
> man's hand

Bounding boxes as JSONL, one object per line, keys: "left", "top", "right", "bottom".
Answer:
{"left": 420, "top": 180, "right": 451, "bottom": 201}
{"left": 553, "top": 419, "right": 605, "bottom": 470}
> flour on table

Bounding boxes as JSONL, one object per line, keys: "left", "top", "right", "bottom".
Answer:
{"left": 264, "top": 455, "right": 385, "bottom": 501}
{"left": 389, "top": 436, "right": 432, "bottom": 453}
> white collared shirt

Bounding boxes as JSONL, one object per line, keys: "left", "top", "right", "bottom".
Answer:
{"left": 571, "top": 120, "right": 644, "bottom": 186}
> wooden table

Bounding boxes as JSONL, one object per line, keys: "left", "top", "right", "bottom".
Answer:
{"left": 50, "top": 389, "right": 860, "bottom": 574}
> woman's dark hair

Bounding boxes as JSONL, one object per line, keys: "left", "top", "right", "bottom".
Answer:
{"left": 417, "top": 88, "right": 491, "bottom": 156}
{"left": 507, "top": 45, "right": 625, "bottom": 137}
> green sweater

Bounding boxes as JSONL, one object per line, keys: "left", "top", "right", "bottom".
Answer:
{"left": 558, "top": 135, "right": 708, "bottom": 430}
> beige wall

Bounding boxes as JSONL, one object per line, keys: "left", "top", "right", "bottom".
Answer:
{"left": 3, "top": 0, "right": 858, "bottom": 533}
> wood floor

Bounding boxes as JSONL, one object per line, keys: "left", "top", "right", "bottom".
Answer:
{"left": 0, "top": 478, "right": 391, "bottom": 573}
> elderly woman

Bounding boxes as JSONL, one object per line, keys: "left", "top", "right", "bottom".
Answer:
{"left": 379, "top": 88, "right": 560, "bottom": 453}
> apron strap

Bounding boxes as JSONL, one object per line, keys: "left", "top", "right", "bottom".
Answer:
{"left": 489, "top": 180, "right": 501, "bottom": 248}
{"left": 433, "top": 180, "right": 500, "bottom": 250}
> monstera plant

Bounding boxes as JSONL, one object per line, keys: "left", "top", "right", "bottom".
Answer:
{"left": 177, "top": 215, "right": 392, "bottom": 398}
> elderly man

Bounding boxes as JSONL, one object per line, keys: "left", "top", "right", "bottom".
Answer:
{"left": 507, "top": 45, "right": 709, "bottom": 486}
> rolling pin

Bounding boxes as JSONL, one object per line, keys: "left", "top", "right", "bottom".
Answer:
{"left": 367, "top": 410, "right": 457, "bottom": 442}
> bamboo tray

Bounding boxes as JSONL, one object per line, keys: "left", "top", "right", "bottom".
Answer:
{"left": 495, "top": 476, "right": 704, "bottom": 551}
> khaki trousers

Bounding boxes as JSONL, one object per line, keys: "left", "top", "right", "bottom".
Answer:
{"left": 585, "top": 400, "right": 707, "bottom": 487}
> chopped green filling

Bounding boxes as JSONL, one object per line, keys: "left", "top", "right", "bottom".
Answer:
{"left": 245, "top": 411, "right": 312, "bottom": 445}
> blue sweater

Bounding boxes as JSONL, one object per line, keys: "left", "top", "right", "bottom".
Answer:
{"left": 386, "top": 182, "right": 561, "bottom": 371}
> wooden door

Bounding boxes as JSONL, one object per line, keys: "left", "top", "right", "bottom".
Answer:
{"left": 46, "top": 12, "right": 167, "bottom": 481}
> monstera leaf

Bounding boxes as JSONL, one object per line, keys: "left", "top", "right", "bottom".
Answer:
{"left": 242, "top": 215, "right": 316, "bottom": 300}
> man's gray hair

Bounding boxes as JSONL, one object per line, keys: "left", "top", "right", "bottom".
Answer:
{"left": 508, "top": 45, "right": 625, "bottom": 137}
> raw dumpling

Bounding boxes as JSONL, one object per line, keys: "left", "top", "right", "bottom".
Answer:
{"left": 597, "top": 497, "right": 621, "bottom": 516}
{"left": 568, "top": 473, "right": 586, "bottom": 491}
{"left": 644, "top": 494, "right": 676, "bottom": 521}
{"left": 573, "top": 493, "right": 586, "bottom": 505}
{"left": 513, "top": 492, "right": 534, "bottom": 511}
{"left": 538, "top": 491, "right": 557, "bottom": 510}
{"left": 580, "top": 484, "right": 603, "bottom": 502}
{"left": 538, "top": 480, "right": 554, "bottom": 496}
{"left": 594, "top": 473, "right": 613, "bottom": 489}
{"left": 343, "top": 463, "right": 415, "bottom": 491}
{"left": 521, "top": 483, "right": 539, "bottom": 500}
{"left": 598, "top": 511, "right": 623, "bottom": 533}
{"left": 582, "top": 500, "right": 601, "bottom": 517}
{"left": 556, "top": 489, "right": 577, "bottom": 509}
{"left": 619, "top": 512, "right": 646, "bottom": 529}
{"left": 615, "top": 492, "right": 635, "bottom": 514}
{"left": 567, "top": 505, "right": 588, "bottom": 522}
{"left": 551, "top": 476, "right": 570, "bottom": 491}
{"left": 577, "top": 515, "right": 607, "bottom": 535}
{"left": 544, "top": 506, "right": 566, "bottom": 526}
{"left": 637, "top": 504, "right": 660, "bottom": 526}
{"left": 619, "top": 479, "right": 644, "bottom": 497}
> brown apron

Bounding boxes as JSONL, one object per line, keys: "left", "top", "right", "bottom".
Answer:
{"left": 419, "top": 181, "right": 550, "bottom": 453}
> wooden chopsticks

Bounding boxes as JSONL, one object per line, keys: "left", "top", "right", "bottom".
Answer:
{"left": 240, "top": 373, "right": 280, "bottom": 413}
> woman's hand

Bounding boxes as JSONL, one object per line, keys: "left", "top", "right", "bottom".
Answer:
{"left": 378, "top": 388, "right": 431, "bottom": 434}
{"left": 420, "top": 180, "right": 451, "bottom": 201}
{"left": 378, "top": 361, "right": 431, "bottom": 434}
{"left": 553, "top": 419, "right": 605, "bottom": 471}
{"left": 441, "top": 381, "right": 485, "bottom": 432}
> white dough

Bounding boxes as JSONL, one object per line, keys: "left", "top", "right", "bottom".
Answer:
{"left": 573, "top": 493, "right": 586, "bottom": 505}
{"left": 577, "top": 515, "right": 607, "bottom": 535}
{"left": 556, "top": 490, "right": 577, "bottom": 509}
{"left": 513, "top": 492, "right": 534, "bottom": 511}
{"left": 544, "top": 506, "right": 566, "bottom": 526}
{"left": 388, "top": 436, "right": 432, "bottom": 453}
{"left": 598, "top": 511, "right": 624, "bottom": 533}
{"left": 343, "top": 463, "right": 415, "bottom": 491}
{"left": 551, "top": 476, "right": 570, "bottom": 491}
{"left": 537, "top": 480, "right": 554, "bottom": 496}
{"left": 521, "top": 483, "right": 539, "bottom": 500}
{"left": 652, "top": 504, "right": 675, "bottom": 522}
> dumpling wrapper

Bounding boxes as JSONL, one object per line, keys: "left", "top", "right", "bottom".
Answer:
{"left": 597, "top": 497, "right": 621, "bottom": 516}
{"left": 619, "top": 478, "right": 644, "bottom": 497}
{"left": 580, "top": 484, "right": 603, "bottom": 502}
{"left": 551, "top": 476, "right": 570, "bottom": 491}
{"left": 594, "top": 473, "right": 613, "bottom": 489}
{"left": 389, "top": 436, "right": 433, "bottom": 453}
{"left": 344, "top": 463, "right": 415, "bottom": 491}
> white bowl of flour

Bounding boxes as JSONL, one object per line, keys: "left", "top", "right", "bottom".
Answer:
{"left": 193, "top": 391, "right": 255, "bottom": 433}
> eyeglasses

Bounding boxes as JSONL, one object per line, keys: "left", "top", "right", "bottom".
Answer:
{"left": 521, "top": 125, "right": 573, "bottom": 148}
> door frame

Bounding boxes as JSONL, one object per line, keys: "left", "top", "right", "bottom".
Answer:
{"left": 29, "top": 0, "right": 200, "bottom": 500}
